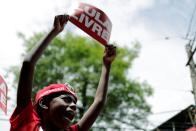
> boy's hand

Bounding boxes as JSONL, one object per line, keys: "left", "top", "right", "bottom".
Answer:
{"left": 103, "top": 45, "right": 117, "bottom": 66}
{"left": 53, "top": 14, "right": 69, "bottom": 33}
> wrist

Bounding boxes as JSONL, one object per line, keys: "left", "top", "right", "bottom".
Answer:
{"left": 103, "top": 62, "right": 111, "bottom": 70}
{"left": 51, "top": 28, "right": 61, "bottom": 35}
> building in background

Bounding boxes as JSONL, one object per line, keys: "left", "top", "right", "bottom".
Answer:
{"left": 152, "top": 105, "right": 196, "bottom": 131}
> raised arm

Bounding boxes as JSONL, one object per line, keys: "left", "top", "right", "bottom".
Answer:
{"left": 14, "top": 15, "right": 69, "bottom": 115}
{"left": 78, "top": 45, "right": 116, "bottom": 131}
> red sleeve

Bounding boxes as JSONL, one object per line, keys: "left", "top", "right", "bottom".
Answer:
{"left": 9, "top": 101, "right": 39, "bottom": 129}
{"left": 69, "top": 124, "right": 80, "bottom": 131}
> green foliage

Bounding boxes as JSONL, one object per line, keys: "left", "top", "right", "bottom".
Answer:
{"left": 10, "top": 32, "right": 153, "bottom": 130}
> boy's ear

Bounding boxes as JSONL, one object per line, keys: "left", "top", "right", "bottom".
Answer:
{"left": 39, "top": 98, "right": 49, "bottom": 109}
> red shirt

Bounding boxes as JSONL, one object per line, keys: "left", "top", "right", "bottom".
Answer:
{"left": 10, "top": 101, "right": 79, "bottom": 131}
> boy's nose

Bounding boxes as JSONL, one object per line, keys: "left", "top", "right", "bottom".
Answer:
{"left": 69, "top": 102, "right": 76, "bottom": 111}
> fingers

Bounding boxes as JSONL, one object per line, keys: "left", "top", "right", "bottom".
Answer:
{"left": 105, "top": 44, "right": 116, "bottom": 50}
{"left": 105, "top": 44, "right": 116, "bottom": 57}
{"left": 61, "top": 14, "right": 69, "bottom": 25}
{"left": 55, "top": 14, "right": 69, "bottom": 22}
{"left": 54, "top": 14, "right": 69, "bottom": 26}
{"left": 103, "top": 44, "right": 117, "bottom": 65}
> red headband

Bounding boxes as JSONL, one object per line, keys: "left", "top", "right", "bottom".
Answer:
{"left": 35, "top": 83, "right": 77, "bottom": 104}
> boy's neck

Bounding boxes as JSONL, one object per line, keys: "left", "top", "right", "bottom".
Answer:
{"left": 41, "top": 122, "right": 66, "bottom": 131}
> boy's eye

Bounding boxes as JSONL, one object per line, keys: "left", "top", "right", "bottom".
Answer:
{"left": 63, "top": 96, "right": 72, "bottom": 103}
{"left": 59, "top": 94, "right": 76, "bottom": 104}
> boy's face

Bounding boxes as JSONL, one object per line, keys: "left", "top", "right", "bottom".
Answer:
{"left": 47, "top": 93, "right": 77, "bottom": 129}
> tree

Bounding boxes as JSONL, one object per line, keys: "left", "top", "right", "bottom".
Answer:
{"left": 9, "top": 32, "right": 153, "bottom": 130}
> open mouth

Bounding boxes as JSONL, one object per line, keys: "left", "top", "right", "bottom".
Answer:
{"left": 63, "top": 116, "right": 71, "bottom": 123}
{"left": 63, "top": 111, "right": 75, "bottom": 121}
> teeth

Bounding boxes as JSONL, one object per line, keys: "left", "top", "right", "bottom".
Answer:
{"left": 63, "top": 116, "right": 71, "bottom": 122}
{"left": 63, "top": 111, "right": 75, "bottom": 122}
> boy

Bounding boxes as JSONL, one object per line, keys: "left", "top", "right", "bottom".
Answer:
{"left": 10, "top": 14, "right": 116, "bottom": 131}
